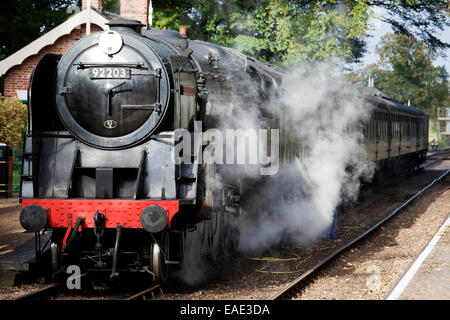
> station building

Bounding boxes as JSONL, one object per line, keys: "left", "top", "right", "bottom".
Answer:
{"left": 0, "top": 0, "right": 150, "bottom": 103}
{"left": 437, "top": 107, "right": 450, "bottom": 145}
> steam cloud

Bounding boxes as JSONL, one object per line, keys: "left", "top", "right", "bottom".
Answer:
{"left": 224, "top": 62, "right": 375, "bottom": 252}
{"left": 177, "top": 61, "right": 375, "bottom": 284}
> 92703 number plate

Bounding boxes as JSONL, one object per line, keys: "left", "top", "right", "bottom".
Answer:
{"left": 89, "top": 67, "right": 130, "bottom": 79}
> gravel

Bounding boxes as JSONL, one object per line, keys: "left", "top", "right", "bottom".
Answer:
{"left": 161, "top": 156, "right": 450, "bottom": 300}
{"left": 295, "top": 176, "right": 450, "bottom": 299}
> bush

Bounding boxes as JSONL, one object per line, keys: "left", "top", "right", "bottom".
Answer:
{"left": 0, "top": 94, "right": 27, "bottom": 147}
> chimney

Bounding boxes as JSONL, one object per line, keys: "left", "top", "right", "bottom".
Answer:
{"left": 82, "top": 0, "right": 103, "bottom": 10}
{"left": 120, "top": 0, "right": 149, "bottom": 26}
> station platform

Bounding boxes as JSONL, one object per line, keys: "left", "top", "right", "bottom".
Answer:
{"left": 0, "top": 198, "right": 20, "bottom": 215}
{"left": 427, "top": 147, "right": 450, "bottom": 157}
{"left": 0, "top": 200, "right": 50, "bottom": 286}
{"left": 386, "top": 215, "right": 450, "bottom": 300}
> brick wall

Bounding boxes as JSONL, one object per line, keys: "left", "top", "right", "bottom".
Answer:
{"left": 120, "top": 0, "right": 148, "bottom": 26}
{"left": 4, "top": 24, "right": 103, "bottom": 98}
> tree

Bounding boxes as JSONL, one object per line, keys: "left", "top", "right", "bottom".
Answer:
{"left": 151, "top": 0, "right": 449, "bottom": 65}
{"left": 368, "top": 0, "right": 450, "bottom": 55}
{"left": 1, "top": 1, "right": 448, "bottom": 66}
{"left": 0, "top": 0, "right": 78, "bottom": 60}
{"left": 0, "top": 95, "right": 27, "bottom": 147}
{"left": 103, "top": 0, "right": 119, "bottom": 14}
{"left": 346, "top": 33, "right": 449, "bottom": 119}
{"left": 152, "top": 0, "right": 371, "bottom": 65}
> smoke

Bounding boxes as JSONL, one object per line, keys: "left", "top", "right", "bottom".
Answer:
{"left": 223, "top": 61, "right": 375, "bottom": 252}
{"left": 175, "top": 61, "right": 375, "bottom": 284}
{"left": 175, "top": 221, "right": 210, "bottom": 286}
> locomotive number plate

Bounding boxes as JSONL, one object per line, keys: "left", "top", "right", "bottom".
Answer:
{"left": 89, "top": 67, "right": 130, "bottom": 79}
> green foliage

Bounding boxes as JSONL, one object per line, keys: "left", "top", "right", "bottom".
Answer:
{"left": 103, "top": 0, "right": 119, "bottom": 14}
{"left": 1, "top": 1, "right": 447, "bottom": 66}
{"left": 346, "top": 33, "right": 449, "bottom": 119}
{"left": 152, "top": 0, "right": 372, "bottom": 65}
{"left": 151, "top": 0, "right": 449, "bottom": 65}
{"left": 232, "top": 1, "right": 371, "bottom": 65}
{"left": 0, "top": 95, "right": 27, "bottom": 147}
{"left": 368, "top": 0, "right": 450, "bottom": 55}
{"left": 0, "top": 0, "right": 78, "bottom": 59}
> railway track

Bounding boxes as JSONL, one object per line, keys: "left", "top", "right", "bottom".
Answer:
{"left": 8, "top": 152, "right": 450, "bottom": 301}
{"left": 270, "top": 168, "right": 450, "bottom": 300}
{"left": 13, "top": 283, "right": 61, "bottom": 300}
{"left": 13, "top": 276, "right": 162, "bottom": 300}
{"left": 125, "top": 285, "right": 162, "bottom": 300}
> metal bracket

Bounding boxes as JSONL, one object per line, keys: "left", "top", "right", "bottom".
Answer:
{"left": 121, "top": 103, "right": 161, "bottom": 112}
{"left": 93, "top": 211, "right": 106, "bottom": 268}
{"left": 59, "top": 87, "right": 71, "bottom": 95}
{"left": 105, "top": 81, "right": 127, "bottom": 116}
{"left": 73, "top": 62, "right": 147, "bottom": 70}
{"left": 123, "top": 68, "right": 163, "bottom": 116}
{"left": 207, "top": 53, "right": 221, "bottom": 69}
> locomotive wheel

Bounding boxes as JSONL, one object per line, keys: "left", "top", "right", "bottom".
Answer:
{"left": 228, "top": 213, "right": 240, "bottom": 254}
{"left": 200, "top": 219, "right": 212, "bottom": 260}
{"left": 221, "top": 212, "right": 240, "bottom": 256}
{"left": 150, "top": 242, "right": 169, "bottom": 283}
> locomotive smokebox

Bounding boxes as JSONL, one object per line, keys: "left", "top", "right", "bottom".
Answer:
{"left": 140, "top": 205, "right": 168, "bottom": 233}
{"left": 19, "top": 204, "right": 47, "bottom": 232}
{"left": 54, "top": 19, "right": 170, "bottom": 150}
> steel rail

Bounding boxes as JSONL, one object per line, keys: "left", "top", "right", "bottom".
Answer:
{"left": 271, "top": 168, "right": 450, "bottom": 300}
{"left": 125, "top": 284, "right": 161, "bottom": 300}
{"left": 14, "top": 272, "right": 88, "bottom": 300}
{"left": 13, "top": 283, "right": 61, "bottom": 300}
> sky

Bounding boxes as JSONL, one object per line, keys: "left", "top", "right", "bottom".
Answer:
{"left": 361, "top": 9, "right": 450, "bottom": 74}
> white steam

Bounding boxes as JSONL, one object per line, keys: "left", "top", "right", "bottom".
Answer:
{"left": 177, "top": 62, "right": 375, "bottom": 284}
{"left": 229, "top": 62, "right": 375, "bottom": 252}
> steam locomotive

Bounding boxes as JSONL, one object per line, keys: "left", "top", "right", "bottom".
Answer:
{"left": 19, "top": 19, "right": 428, "bottom": 283}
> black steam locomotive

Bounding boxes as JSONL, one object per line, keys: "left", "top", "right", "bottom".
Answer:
{"left": 19, "top": 19, "right": 428, "bottom": 283}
